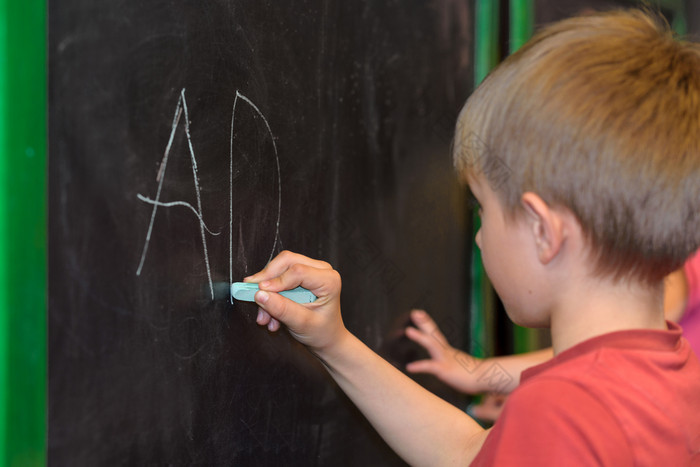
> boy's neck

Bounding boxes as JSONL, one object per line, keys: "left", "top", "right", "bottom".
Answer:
{"left": 549, "top": 274, "right": 666, "bottom": 355}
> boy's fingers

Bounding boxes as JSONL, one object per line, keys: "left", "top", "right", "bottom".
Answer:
{"left": 255, "top": 289, "right": 306, "bottom": 330}
{"left": 267, "top": 317, "right": 280, "bottom": 332}
{"left": 255, "top": 303, "right": 286, "bottom": 332}
{"left": 244, "top": 251, "right": 332, "bottom": 283}
{"left": 259, "top": 263, "right": 341, "bottom": 299}
{"left": 256, "top": 308, "right": 272, "bottom": 326}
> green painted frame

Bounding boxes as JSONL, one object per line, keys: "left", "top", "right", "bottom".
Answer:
{"left": 0, "top": 0, "right": 47, "bottom": 465}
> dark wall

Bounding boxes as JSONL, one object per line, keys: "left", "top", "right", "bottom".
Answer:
{"left": 49, "top": 1, "right": 473, "bottom": 465}
{"left": 688, "top": 1, "right": 700, "bottom": 37}
{"left": 534, "top": 0, "right": 688, "bottom": 28}
{"left": 535, "top": 0, "right": 630, "bottom": 24}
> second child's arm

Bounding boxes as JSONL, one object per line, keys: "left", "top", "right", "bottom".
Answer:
{"left": 406, "top": 310, "right": 552, "bottom": 394}
{"left": 406, "top": 262, "right": 690, "bottom": 396}
{"left": 246, "top": 251, "right": 488, "bottom": 466}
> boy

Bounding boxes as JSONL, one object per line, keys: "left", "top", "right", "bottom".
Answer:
{"left": 246, "top": 9, "right": 700, "bottom": 465}
{"left": 402, "top": 248, "right": 700, "bottom": 416}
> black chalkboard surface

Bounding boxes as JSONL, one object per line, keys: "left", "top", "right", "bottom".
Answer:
{"left": 49, "top": 1, "right": 473, "bottom": 465}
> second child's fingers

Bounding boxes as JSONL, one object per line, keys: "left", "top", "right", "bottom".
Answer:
{"left": 405, "top": 359, "right": 440, "bottom": 375}
{"left": 410, "top": 309, "right": 449, "bottom": 346}
{"left": 405, "top": 326, "right": 450, "bottom": 356}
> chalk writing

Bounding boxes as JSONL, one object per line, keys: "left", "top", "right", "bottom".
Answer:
{"left": 136, "top": 88, "right": 281, "bottom": 301}
{"left": 136, "top": 90, "right": 189, "bottom": 278}
{"left": 136, "top": 195, "right": 221, "bottom": 236}
{"left": 229, "top": 91, "right": 282, "bottom": 289}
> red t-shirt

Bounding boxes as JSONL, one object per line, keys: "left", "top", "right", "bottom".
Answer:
{"left": 680, "top": 250, "right": 700, "bottom": 357}
{"left": 471, "top": 322, "right": 700, "bottom": 466}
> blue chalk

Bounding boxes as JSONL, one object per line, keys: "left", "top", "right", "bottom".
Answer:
{"left": 230, "top": 282, "right": 317, "bottom": 304}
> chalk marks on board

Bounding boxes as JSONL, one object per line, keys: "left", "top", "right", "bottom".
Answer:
{"left": 229, "top": 91, "right": 282, "bottom": 290}
{"left": 136, "top": 195, "right": 221, "bottom": 236}
{"left": 136, "top": 88, "right": 282, "bottom": 300}
{"left": 135, "top": 89, "right": 207, "bottom": 282}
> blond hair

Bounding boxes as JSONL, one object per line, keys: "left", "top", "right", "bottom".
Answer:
{"left": 455, "top": 9, "right": 700, "bottom": 284}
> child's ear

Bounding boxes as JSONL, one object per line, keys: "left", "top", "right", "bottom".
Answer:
{"left": 520, "top": 192, "right": 565, "bottom": 264}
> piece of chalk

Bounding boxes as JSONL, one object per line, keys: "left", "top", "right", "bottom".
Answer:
{"left": 230, "top": 282, "right": 317, "bottom": 304}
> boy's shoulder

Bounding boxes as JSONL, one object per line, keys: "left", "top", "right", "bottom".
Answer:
{"left": 473, "top": 324, "right": 700, "bottom": 466}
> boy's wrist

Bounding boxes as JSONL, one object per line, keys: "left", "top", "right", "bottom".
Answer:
{"left": 310, "top": 327, "right": 356, "bottom": 368}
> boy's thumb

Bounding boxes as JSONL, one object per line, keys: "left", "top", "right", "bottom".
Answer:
{"left": 255, "top": 290, "right": 301, "bottom": 328}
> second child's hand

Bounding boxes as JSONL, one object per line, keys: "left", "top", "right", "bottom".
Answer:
{"left": 406, "top": 309, "right": 552, "bottom": 396}
{"left": 405, "top": 309, "right": 488, "bottom": 394}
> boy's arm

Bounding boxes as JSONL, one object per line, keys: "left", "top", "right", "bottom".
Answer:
{"left": 247, "top": 251, "right": 488, "bottom": 466}
{"left": 316, "top": 328, "right": 489, "bottom": 465}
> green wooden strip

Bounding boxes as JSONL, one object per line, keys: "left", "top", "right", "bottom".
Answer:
{"left": 509, "top": 0, "right": 534, "bottom": 53}
{"left": 0, "top": 0, "right": 47, "bottom": 465}
{"left": 470, "top": 0, "right": 500, "bottom": 358}
{"left": 0, "top": 2, "right": 9, "bottom": 460}
{"left": 474, "top": 0, "right": 500, "bottom": 86}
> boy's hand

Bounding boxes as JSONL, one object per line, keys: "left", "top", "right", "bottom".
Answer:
{"left": 248, "top": 255, "right": 488, "bottom": 465}
{"left": 244, "top": 250, "right": 346, "bottom": 353}
{"left": 405, "top": 309, "right": 484, "bottom": 394}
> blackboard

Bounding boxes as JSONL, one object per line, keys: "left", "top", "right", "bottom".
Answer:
{"left": 49, "top": 1, "right": 473, "bottom": 464}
